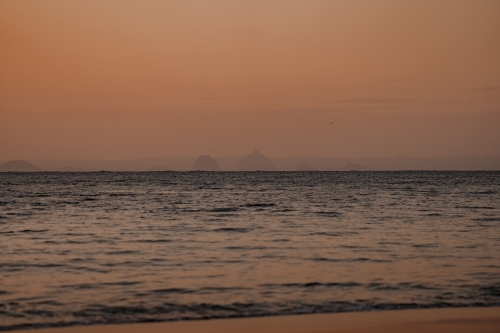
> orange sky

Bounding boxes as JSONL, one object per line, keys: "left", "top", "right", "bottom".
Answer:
{"left": 1, "top": 0, "right": 499, "bottom": 159}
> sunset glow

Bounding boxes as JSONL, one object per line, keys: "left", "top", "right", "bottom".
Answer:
{"left": 1, "top": 0, "right": 499, "bottom": 160}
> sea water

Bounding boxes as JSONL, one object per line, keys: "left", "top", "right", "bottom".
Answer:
{"left": 0, "top": 171, "right": 499, "bottom": 330}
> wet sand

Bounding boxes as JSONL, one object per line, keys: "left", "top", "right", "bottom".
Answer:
{"left": 21, "top": 307, "right": 500, "bottom": 333}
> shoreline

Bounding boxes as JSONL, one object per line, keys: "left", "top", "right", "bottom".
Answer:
{"left": 12, "top": 306, "right": 500, "bottom": 333}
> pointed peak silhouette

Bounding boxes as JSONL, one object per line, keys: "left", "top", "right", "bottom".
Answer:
{"left": 293, "top": 158, "right": 317, "bottom": 171}
{"left": 251, "top": 149, "right": 263, "bottom": 155}
{"left": 236, "top": 150, "right": 275, "bottom": 171}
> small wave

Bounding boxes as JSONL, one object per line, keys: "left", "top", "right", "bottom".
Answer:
{"left": 198, "top": 286, "right": 250, "bottom": 292}
{"left": 353, "top": 257, "right": 390, "bottom": 262}
{"left": 261, "top": 281, "right": 363, "bottom": 288}
{"left": 456, "top": 206, "right": 495, "bottom": 210}
{"left": 151, "top": 288, "right": 193, "bottom": 294}
{"left": 312, "top": 257, "right": 389, "bottom": 263}
{"left": 341, "top": 245, "right": 368, "bottom": 249}
{"left": 60, "top": 232, "right": 94, "bottom": 236}
{"left": 179, "top": 208, "right": 202, "bottom": 213}
{"left": 316, "top": 211, "right": 341, "bottom": 217}
{"left": 477, "top": 283, "right": 500, "bottom": 297}
{"left": 209, "top": 207, "right": 240, "bottom": 212}
{"left": 471, "top": 190, "right": 497, "bottom": 195}
{"left": 29, "top": 300, "right": 64, "bottom": 306}
{"left": 244, "top": 203, "right": 276, "bottom": 207}
{"left": 310, "top": 232, "right": 354, "bottom": 237}
{"left": 198, "top": 259, "right": 245, "bottom": 264}
{"left": 136, "top": 239, "right": 172, "bottom": 243}
{"left": 311, "top": 257, "right": 342, "bottom": 262}
{"left": 397, "top": 282, "right": 438, "bottom": 290}
{"left": 0, "top": 263, "right": 64, "bottom": 270}
{"left": 104, "top": 250, "right": 141, "bottom": 255}
{"left": 225, "top": 246, "right": 267, "bottom": 250}
{"left": 272, "top": 209, "right": 295, "bottom": 213}
{"left": 66, "top": 240, "right": 88, "bottom": 244}
{"left": 57, "top": 201, "right": 81, "bottom": 205}
{"left": 367, "top": 283, "right": 400, "bottom": 291}
{"left": 412, "top": 243, "right": 438, "bottom": 248}
{"left": 214, "top": 227, "right": 249, "bottom": 233}
{"left": 70, "top": 266, "right": 110, "bottom": 273}
{"left": 60, "top": 281, "right": 141, "bottom": 290}
{"left": 43, "top": 240, "right": 62, "bottom": 245}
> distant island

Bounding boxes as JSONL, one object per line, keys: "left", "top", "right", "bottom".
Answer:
{"left": 0, "top": 160, "right": 43, "bottom": 172}
{"left": 292, "top": 158, "right": 317, "bottom": 171}
{"left": 192, "top": 155, "right": 221, "bottom": 171}
{"left": 235, "top": 150, "right": 276, "bottom": 171}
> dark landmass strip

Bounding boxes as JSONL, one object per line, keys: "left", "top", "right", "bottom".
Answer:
{"left": 340, "top": 163, "right": 376, "bottom": 171}
{"left": 57, "top": 166, "right": 88, "bottom": 172}
{"left": 148, "top": 165, "right": 172, "bottom": 171}
{"left": 1, "top": 155, "right": 498, "bottom": 172}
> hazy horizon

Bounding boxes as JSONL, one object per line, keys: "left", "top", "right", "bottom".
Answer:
{"left": 1, "top": 109, "right": 499, "bottom": 161}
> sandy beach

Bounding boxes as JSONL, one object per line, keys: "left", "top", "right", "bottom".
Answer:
{"left": 18, "top": 307, "right": 499, "bottom": 333}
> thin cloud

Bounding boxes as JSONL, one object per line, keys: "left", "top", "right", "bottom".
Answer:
{"left": 386, "top": 79, "right": 415, "bottom": 82}
{"left": 469, "top": 86, "right": 500, "bottom": 91}
{"left": 329, "top": 98, "right": 415, "bottom": 104}
{"left": 166, "top": 85, "right": 204, "bottom": 89}
{"left": 196, "top": 97, "right": 231, "bottom": 100}
{"left": 429, "top": 99, "right": 456, "bottom": 104}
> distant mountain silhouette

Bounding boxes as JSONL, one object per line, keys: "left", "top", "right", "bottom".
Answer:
{"left": 292, "top": 158, "right": 317, "bottom": 171}
{"left": 0, "top": 160, "right": 43, "bottom": 172}
{"left": 148, "top": 165, "right": 172, "bottom": 171}
{"left": 192, "top": 155, "right": 221, "bottom": 171}
{"left": 340, "top": 163, "right": 375, "bottom": 171}
{"left": 236, "top": 150, "right": 276, "bottom": 171}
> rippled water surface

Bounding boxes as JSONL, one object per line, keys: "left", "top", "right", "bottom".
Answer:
{"left": 1, "top": 171, "right": 499, "bottom": 330}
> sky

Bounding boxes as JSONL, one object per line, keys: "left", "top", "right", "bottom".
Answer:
{"left": 1, "top": 0, "right": 499, "bottom": 160}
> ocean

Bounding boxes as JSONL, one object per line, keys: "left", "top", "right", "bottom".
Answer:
{"left": 0, "top": 171, "right": 499, "bottom": 330}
